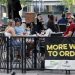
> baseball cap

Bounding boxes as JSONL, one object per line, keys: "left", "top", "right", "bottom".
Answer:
{"left": 15, "top": 18, "right": 22, "bottom": 22}
{"left": 70, "top": 15, "right": 74, "bottom": 19}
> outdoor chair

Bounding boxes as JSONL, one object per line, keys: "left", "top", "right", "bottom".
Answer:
{"left": 58, "top": 24, "right": 66, "bottom": 32}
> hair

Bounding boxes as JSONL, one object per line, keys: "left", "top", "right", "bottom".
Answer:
{"left": 48, "top": 15, "right": 50, "bottom": 18}
{"left": 15, "top": 18, "right": 22, "bottom": 25}
{"left": 37, "top": 13, "right": 41, "bottom": 16}
{"left": 8, "top": 19, "right": 14, "bottom": 26}
{"left": 26, "top": 23, "right": 31, "bottom": 28}
{"left": 62, "top": 14, "right": 65, "bottom": 18}
{"left": 49, "top": 14, "right": 54, "bottom": 22}
{"left": 15, "top": 18, "right": 22, "bottom": 23}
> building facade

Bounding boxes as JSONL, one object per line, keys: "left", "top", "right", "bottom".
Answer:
{"left": 23, "top": 0, "right": 64, "bottom": 14}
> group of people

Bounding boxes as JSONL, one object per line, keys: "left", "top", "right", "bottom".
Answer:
{"left": 4, "top": 18, "right": 33, "bottom": 58}
{"left": 4, "top": 18, "right": 32, "bottom": 37}
{"left": 4, "top": 12, "right": 75, "bottom": 38}
{"left": 3, "top": 13, "right": 75, "bottom": 59}
{"left": 36, "top": 13, "right": 75, "bottom": 37}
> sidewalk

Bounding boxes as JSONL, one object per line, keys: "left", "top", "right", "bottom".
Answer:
{"left": 0, "top": 70, "right": 75, "bottom": 75}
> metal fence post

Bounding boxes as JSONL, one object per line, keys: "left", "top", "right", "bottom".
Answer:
{"left": 24, "top": 37, "right": 26, "bottom": 73}
{"left": 34, "top": 37, "right": 37, "bottom": 69}
{"left": 7, "top": 37, "right": 9, "bottom": 73}
{"left": 22, "top": 37, "right": 24, "bottom": 73}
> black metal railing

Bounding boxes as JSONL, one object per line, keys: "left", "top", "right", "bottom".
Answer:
{"left": 0, "top": 36, "right": 45, "bottom": 73}
{"left": 0, "top": 35, "right": 75, "bottom": 74}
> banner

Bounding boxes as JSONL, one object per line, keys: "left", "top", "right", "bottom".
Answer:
{"left": 45, "top": 37, "right": 75, "bottom": 70}
{"left": 45, "top": 60, "right": 75, "bottom": 70}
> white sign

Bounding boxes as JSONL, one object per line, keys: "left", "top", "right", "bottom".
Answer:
{"left": 45, "top": 60, "right": 75, "bottom": 70}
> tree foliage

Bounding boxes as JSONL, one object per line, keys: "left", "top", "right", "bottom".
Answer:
{"left": 20, "top": 0, "right": 33, "bottom": 6}
{"left": 0, "top": 0, "right": 33, "bottom": 6}
{"left": 0, "top": 0, "right": 7, "bottom": 5}
{"left": 62, "top": 0, "right": 73, "bottom": 8}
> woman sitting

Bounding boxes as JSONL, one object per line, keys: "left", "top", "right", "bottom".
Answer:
{"left": 14, "top": 18, "right": 25, "bottom": 35}
{"left": 5, "top": 19, "right": 16, "bottom": 37}
{"left": 5, "top": 19, "right": 21, "bottom": 46}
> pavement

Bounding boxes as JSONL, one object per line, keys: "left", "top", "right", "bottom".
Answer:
{"left": 0, "top": 70, "right": 75, "bottom": 75}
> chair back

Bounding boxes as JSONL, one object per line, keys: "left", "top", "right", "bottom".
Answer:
{"left": 58, "top": 24, "right": 66, "bottom": 32}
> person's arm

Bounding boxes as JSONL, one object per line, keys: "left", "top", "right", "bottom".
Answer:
{"left": 10, "top": 27, "right": 16, "bottom": 36}
{"left": 64, "top": 31, "right": 72, "bottom": 37}
{"left": 64, "top": 26, "right": 70, "bottom": 36}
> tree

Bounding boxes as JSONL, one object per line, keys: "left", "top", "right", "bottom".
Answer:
{"left": 20, "top": 0, "right": 33, "bottom": 6}
{"left": 0, "top": 0, "right": 33, "bottom": 19}
{"left": 0, "top": 0, "right": 7, "bottom": 5}
{"left": 8, "top": 0, "right": 22, "bottom": 19}
{"left": 62, "top": 0, "right": 73, "bottom": 12}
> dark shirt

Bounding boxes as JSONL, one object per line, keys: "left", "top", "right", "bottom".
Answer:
{"left": 58, "top": 18, "right": 68, "bottom": 25}
{"left": 31, "top": 25, "right": 37, "bottom": 34}
{"left": 47, "top": 21, "right": 57, "bottom": 32}
{"left": 37, "top": 18, "right": 43, "bottom": 33}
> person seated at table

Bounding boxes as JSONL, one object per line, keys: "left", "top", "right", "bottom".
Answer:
{"left": 25, "top": 23, "right": 36, "bottom": 57}
{"left": 14, "top": 18, "right": 27, "bottom": 58}
{"left": 36, "top": 14, "right": 44, "bottom": 33}
{"left": 5, "top": 19, "right": 16, "bottom": 36}
{"left": 47, "top": 14, "right": 57, "bottom": 32}
{"left": 64, "top": 15, "right": 75, "bottom": 37}
{"left": 14, "top": 18, "right": 26, "bottom": 35}
{"left": 30, "top": 22, "right": 36, "bottom": 34}
{"left": 5, "top": 19, "right": 21, "bottom": 46}
{"left": 58, "top": 14, "right": 68, "bottom": 25}
{"left": 5, "top": 19, "right": 21, "bottom": 59}
{"left": 25, "top": 23, "right": 31, "bottom": 35}
{"left": 14, "top": 19, "right": 34, "bottom": 57}
{"left": 36, "top": 15, "right": 56, "bottom": 37}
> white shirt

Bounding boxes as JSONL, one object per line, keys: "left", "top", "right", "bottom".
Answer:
{"left": 44, "top": 28, "right": 53, "bottom": 36}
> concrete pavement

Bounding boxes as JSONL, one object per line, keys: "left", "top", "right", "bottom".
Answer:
{"left": 0, "top": 70, "right": 75, "bottom": 75}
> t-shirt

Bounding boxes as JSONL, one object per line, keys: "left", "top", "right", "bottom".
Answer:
{"left": 44, "top": 28, "right": 53, "bottom": 36}
{"left": 15, "top": 26, "right": 25, "bottom": 35}
{"left": 64, "top": 23, "right": 75, "bottom": 36}
{"left": 58, "top": 18, "right": 68, "bottom": 25}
